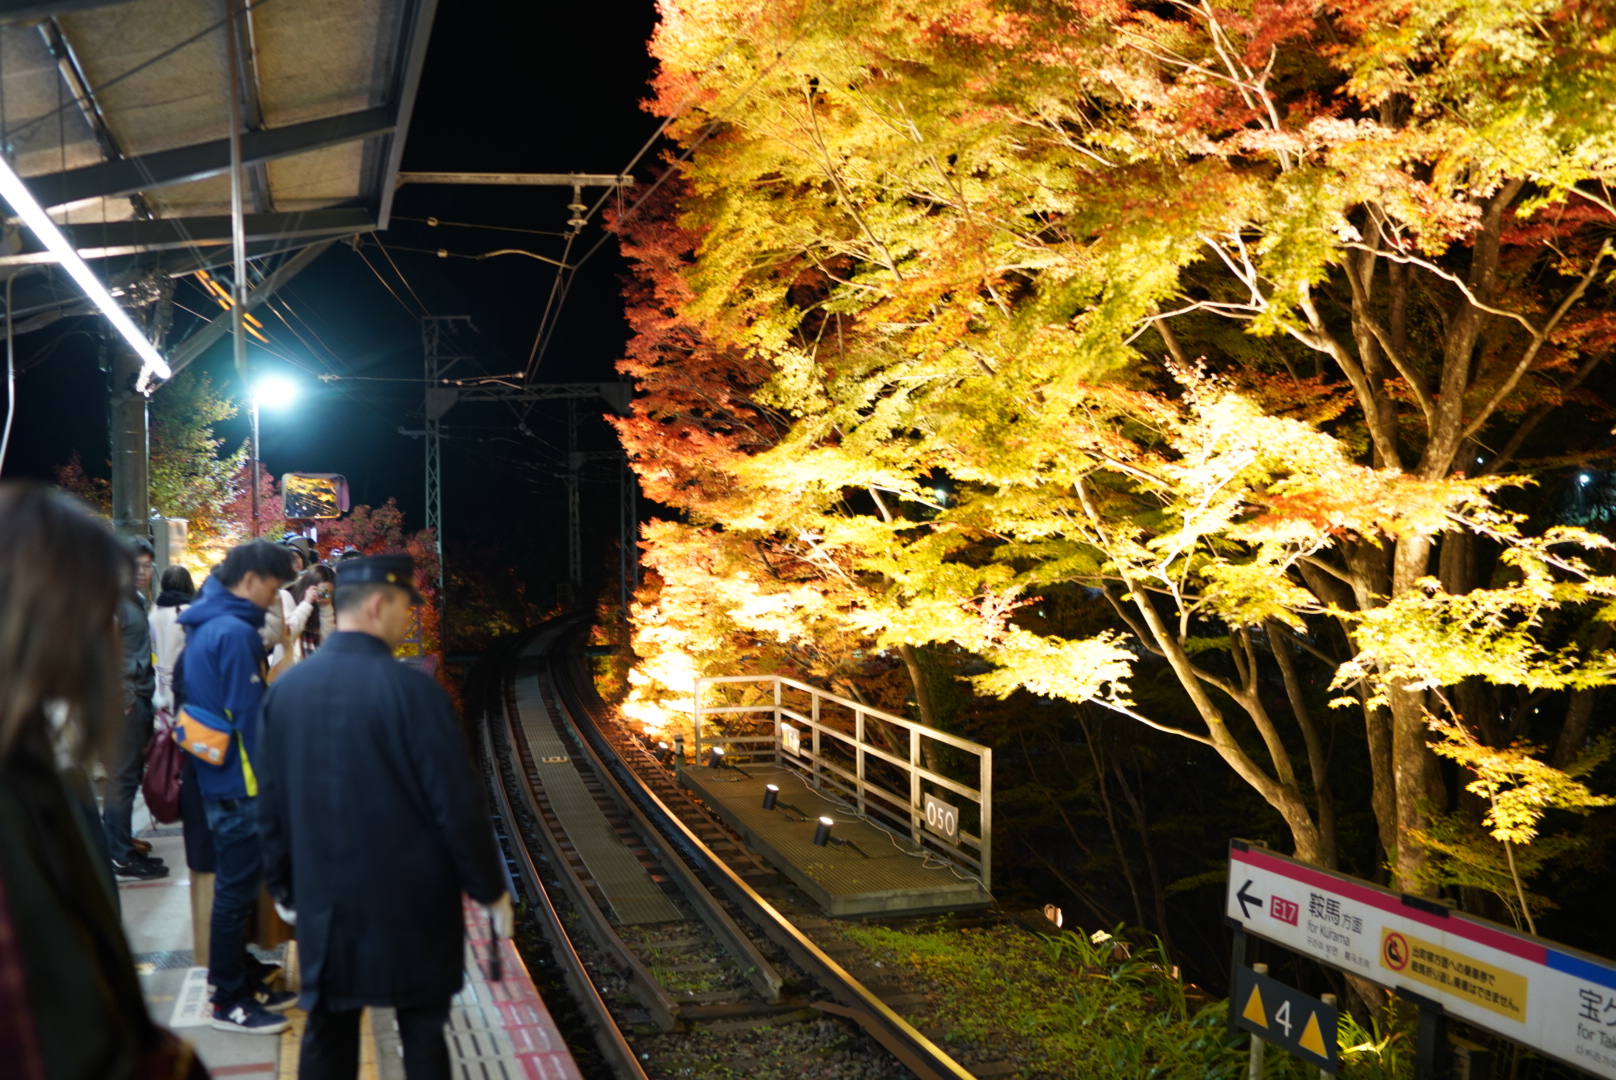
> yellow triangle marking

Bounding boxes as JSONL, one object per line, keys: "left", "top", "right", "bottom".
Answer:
{"left": 1242, "top": 984, "right": 1267, "bottom": 1028}
{"left": 1299, "top": 1011, "right": 1327, "bottom": 1056}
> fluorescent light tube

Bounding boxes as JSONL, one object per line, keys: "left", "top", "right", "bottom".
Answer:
{"left": 0, "top": 156, "right": 171, "bottom": 385}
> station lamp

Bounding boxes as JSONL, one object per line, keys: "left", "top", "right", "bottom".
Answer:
{"left": 762, "top": 784, "right": 779, "bottom": 811}
{"left": 249, "top": 375, "right": 299, "bottom": 537}
{"left": 706, "top": 745, "right": 725, "bottom": 770}
{"left": 656, "top": 741, "right": 673, "bottom": 766}
{"left": 0, "top": 155, "right": 171, "bottom": 390}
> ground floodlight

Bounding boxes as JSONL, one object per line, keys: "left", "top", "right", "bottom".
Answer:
{"left": 1043, "top": 904, "right": 1064, "bottom": 929}
{"left": 706, "top": 745, "right": 725, "bottom": 769}
{"left": 656, "top": 741, "right": 672, "bottom": 765}
{"left": 813, "top": 816, "right": 834, "bottom": 846}
{"left": 763, "top": 784, "right": 779, "bottom": 811}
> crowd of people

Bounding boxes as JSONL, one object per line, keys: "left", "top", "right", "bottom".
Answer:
{"left": 0, "top": 483, "right": 510, "bottom": 1080}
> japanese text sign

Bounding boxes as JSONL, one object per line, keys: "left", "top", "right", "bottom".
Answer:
{"left": 1232, "top": 964, "right": 1339, "bottom": 1074}
{"left": 1228, "top": 841, "right": 1616, "bottom": 1078}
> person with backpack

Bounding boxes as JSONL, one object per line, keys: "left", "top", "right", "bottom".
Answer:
{"left": 175, "top": 540, "right": 298, "bottom": 1035}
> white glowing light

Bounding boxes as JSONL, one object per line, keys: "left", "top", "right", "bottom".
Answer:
{"left": 1579, "top": 473, "right": 1592, "bottom": 486}
{"left": 253, "top": 375, "right": 299, "bottom": 408}
{"left": 0, "top": 155, "right": 170, "bottom": 387}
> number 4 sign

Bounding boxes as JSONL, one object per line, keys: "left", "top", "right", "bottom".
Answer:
{"left": 1232, "top": 964, "right": 1340, "bottom": 1073}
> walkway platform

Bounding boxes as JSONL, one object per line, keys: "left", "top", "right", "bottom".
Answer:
{"left": 118, "top": 795, "right": 581, "bottom": 1079}
{"left": 679, "top": 763, "right": 992, "bottom": 917}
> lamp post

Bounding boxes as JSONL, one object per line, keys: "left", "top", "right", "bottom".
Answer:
{"left": 250, "top": 376, "right": 298, "bottom": 538}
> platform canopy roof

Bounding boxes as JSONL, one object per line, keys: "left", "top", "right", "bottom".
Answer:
{"left": 0, "top": 0, "right": 435, "bottom": 330}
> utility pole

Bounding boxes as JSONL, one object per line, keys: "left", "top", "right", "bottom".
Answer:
{"left": 421, "top": 315, "right": 472, "bottom": 592}
{"left": 567, "top": 399, "right": 581, "bottom": 594}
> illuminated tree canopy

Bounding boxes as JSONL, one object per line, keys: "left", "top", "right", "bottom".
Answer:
{"left": 613, "top": 0, "right": 1616, "bottom": 901}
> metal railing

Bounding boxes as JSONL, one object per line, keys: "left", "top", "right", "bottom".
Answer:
{"left": 693, "top": 675, "right": 992, "bottom": 890}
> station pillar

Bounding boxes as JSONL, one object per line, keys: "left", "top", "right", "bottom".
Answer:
{"left": 107, "top": 337, "right": 150, "bottom": 543}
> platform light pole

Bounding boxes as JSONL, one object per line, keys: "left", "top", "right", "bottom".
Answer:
{"left": 250, "top": 375, "right": 297, "bottom": 538}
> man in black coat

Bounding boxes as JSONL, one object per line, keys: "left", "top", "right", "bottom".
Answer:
{"left": 257, "top": 554, "right": 509, "bottom": 1080}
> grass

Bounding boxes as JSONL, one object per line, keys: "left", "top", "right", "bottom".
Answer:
{"left": 839, "top": 921, "right": 1415, "bottom": 1080}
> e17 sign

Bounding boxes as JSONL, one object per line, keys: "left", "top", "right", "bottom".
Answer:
{"left": 1227, "top": 840, "right": 1616, "bottom": 1078}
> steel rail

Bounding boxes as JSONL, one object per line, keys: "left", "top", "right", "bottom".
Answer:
{"left": 473, "top": 635, "right": 650, "bottom": 1080}
{"left": 551, "top": 635, "right": 980, "bottom": 1080}
{"left": 492, "top": 628, "right": 683, "bottom": 1031}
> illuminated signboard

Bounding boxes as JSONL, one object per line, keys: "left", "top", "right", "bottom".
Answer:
{"left": 1227, "top": 840, "right": 1616, "bottom": 1078}
{"left": 281, "top": 473, "right": 350, "bottom": 520}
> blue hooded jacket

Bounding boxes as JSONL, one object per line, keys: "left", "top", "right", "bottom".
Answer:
{"left": 177, "top": 576, "right": 271, "bottom": 801}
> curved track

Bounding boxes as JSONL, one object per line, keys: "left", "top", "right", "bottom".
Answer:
{"left": 477, "top": 619, "right": 988, "bottom": 1080}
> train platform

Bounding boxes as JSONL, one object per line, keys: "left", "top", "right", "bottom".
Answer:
{"left": 117, "top": 800, "right": 582, "bottom": 1079}
{"left": 678, "top": 762, "right": 992, "bottom": 917}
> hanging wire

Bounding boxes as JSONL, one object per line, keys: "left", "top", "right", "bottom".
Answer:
{"left": 393, "top": 215, "right": 570, "bottom": 239}
{"left": 372, "top": 236, "right": 431, "bottom": 317}
{"left": 352, "top": 242, "right": 420, "bottom": 322}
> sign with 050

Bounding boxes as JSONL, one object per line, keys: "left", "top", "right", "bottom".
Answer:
{"left": 923, "top": 793, "right": 959, "bottom": 841}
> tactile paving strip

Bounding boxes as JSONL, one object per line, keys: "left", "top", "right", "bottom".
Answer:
{"left": 452, "top": 900, "right": 582, "bottom": 1080}
{"left": 513, "top": 645, "right": 681, "bottom": 926}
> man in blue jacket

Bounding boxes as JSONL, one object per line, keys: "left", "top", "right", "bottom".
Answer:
{"left": 177, "top": 540, "right": 298, "bottom": 1035}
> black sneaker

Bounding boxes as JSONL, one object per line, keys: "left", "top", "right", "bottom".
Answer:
{"left": 244, "top": 953, "right": 283, "bottom": 985}
{"left": 112, "top": 857, "right": 169, "bottom": 880}
{"left": 256, "top": 988, "right": 297, "bottom": 1013}
{"left": 209, "top": 999, "right": 289, "bottom": 1034}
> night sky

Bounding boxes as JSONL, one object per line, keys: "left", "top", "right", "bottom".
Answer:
{"left": 4, "top": 0, "right": 661, "bottom": 599}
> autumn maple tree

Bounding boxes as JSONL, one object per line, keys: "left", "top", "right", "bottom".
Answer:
{"left": 614, "top": 0, "right": 1616, "bottom": 911}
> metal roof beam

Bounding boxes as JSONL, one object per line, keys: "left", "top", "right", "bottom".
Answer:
{"left": 164, "top": 239, "right": 334, "bottom": 378}
{"left": 46, "top": 208, "right": 374, "bottom": 256}
{"left": 396, "top": 172, "right": 635, "bottom": 188}
{"left": 0, "top": 0, "right": 130, "bottom": 24}
{"left": 26, "top": 107, "right": 397, "bottom": 209}
{"left": 373, "top": 0, "right": 439, "bottom": 229}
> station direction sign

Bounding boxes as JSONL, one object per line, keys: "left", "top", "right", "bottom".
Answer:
{"left": 1228, "top": 840, "right": 1616, "bottom": 1078}
{"left": 1232, "top": 964, "right": 1339, "bottom": 1073}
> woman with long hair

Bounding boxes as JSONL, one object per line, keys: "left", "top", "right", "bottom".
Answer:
{"left": 0, "top": 482, "right": 204, "bottom": 1078}
{"left": 150, "top": 564, "right": 195, "bottom": 717}
{"left": 293, "top": 563, "right": 336, "bottom": 656}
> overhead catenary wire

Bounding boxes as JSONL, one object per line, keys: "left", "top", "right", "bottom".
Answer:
{"left": 372, "top": 237, "right": 431, "bottom": 317}
{"left": 393, "top": 215, "right": 570, "bottom": 239}
{"left": 520, "top": 18, "right": 804, "bottom": 380}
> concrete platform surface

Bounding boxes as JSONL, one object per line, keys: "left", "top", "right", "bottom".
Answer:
{"left": 113, "top": 791, "right": 580, "bottom": 1079}
{"left": 679, "top": 763, "right": 991, "bottom": 917}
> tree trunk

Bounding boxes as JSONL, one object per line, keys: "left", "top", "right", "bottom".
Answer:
{"left": 1390, "top": 533, "right": 1438, "bottom": 893}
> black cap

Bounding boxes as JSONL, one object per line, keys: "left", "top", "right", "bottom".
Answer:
{"left": 335, "top": 554, "right": 424, "bottom": 603}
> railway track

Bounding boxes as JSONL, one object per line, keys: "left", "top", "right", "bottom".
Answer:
{"left": 478, "top": 620, "right": 995, "bottom": 1080}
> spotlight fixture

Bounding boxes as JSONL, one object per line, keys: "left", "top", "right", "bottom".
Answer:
{"left": 1043, "top": 904, "right": 1064, "bottom": 929}
{"left": 813, "top": 816, "right": 834, "bottom": 847}
{"left": 656, "top": 741, "right": 672, "bottom": 766}
{"left": 706, "top": 745, "right": 726, "bottom": 770}
{"left": 762, "top": 784, "right": 779, "bottom": 811}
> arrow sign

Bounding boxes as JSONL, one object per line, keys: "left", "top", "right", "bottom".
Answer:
{"left": 1236, "top": 879, "right": 1264, "bottom": 919}
{"left": 1232, "top": 964, "right": 1340, "bottom": 1074}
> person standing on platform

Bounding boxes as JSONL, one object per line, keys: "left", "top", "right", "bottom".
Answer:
{"left": 0, "top": 484, "right": 194, "bottom": 1079}
{"left": 102, "top": 536, "right": 167, "bottom": 880}
{"left": 176, "top": 540, "right": 299, "bottom": 1035}
{"left": 150, "top": 564, "right": 196, "bottom": 718}
{"left": 258, "top": 554, "right": 510, "bottom": 1080}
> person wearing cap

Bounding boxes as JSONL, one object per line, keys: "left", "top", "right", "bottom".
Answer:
{"left": 256, "top": 554, "right": 509, "bottom": 1080}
